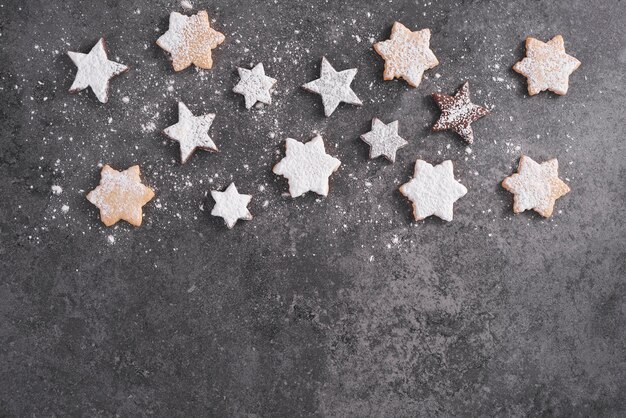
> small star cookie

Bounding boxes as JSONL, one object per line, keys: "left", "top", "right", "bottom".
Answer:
{"left": 87, "top": 165, "right": 155, "bottom": 227}
{"left": 157, "top": 11, "right": 225, "bottom": 71}
{"left": 210, "top": 183, "right": 253, "bottom": 229}
{"left": 233, "top": 63, "right": 277, "bottom": 109}
{"left": 513, "top": 35, "right": 581, "bottom": 96}
{"left": 67, "top": 38, "right": 128, "bottom": 103}
{"left": 502, "top": 155, "right": 570, "bottom": 217}
{"left": 374, "top": 22, "right": 439, "bottom": 88}
{"left": 360, "top": 118, "right": 407, "bottom": 162}
{"left": 399, "top": 160, "right": 467, "bottom": 222}
{"left": 273, "top": 135, "right": 341, "bottom": 197}
{"left": 163, "top": 101, "right": 217, "bottom": 164}
{"left": 302, "top": 57, "right": 362, "bottom": 117}
{"left": 432, "top": 82, "right": 490, "bottom": 144}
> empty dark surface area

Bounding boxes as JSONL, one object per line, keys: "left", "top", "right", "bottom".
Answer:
{"left": 1, "top": 0, "right": 625, "bottom": 416}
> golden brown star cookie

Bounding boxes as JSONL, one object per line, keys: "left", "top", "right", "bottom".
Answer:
{"left": 432, "top": 82, "right": 490, "bottom": 144}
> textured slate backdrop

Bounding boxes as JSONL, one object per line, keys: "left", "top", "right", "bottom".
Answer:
{"left": 1, "top": 0, "right": 625, "bottom": 416}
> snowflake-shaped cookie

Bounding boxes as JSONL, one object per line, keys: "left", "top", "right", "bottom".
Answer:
{"left": 210, "top": 183, "right": 253, "bottom": 228}
{"left": 360, "top": 118, "right": 407, "bottom": 162}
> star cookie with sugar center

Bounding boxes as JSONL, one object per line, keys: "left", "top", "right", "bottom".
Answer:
{"left": 360, "top": 118, "right": 408, "bottom": 163}
{"left": 302, "top": 57, "right": 362, "bottom": 117}
{"left": 273, "top": 135, "right": 341, "bottom": 197}
{"left": 502, "top": 155, "right": 570, "bottom": 217}
{"left": 513, "top": 35, "right": 581, "bottom": 96}
{"left": 233, "top": 63, "right": 277, "bottom": 109}
{"left": 210, "top": 183, "right": 253, "bottom": 229}
{"left": 432, "top": 82, "right": 490, "bottom": 144}
{"left": 67, "top": 38, "right": 128, "bottom": 103}
{"left": 399, "top": 160, "right": 467, "bottom": 222}
{"left": 374, "top": 22, "right": 439, "bottom": 88}
{"left": 163, "top": 101, "right": 217, "bottom": 164}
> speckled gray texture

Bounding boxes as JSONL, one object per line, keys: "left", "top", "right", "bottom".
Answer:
{"left": 1, "top": 0, "right": 625, "bottom": 416}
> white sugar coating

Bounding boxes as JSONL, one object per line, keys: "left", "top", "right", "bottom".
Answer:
{"left": 51, "top": 185, "right": 63, "bottom": 195}
{"left": 163, "top": 102, "right": 217, "bottom": 163}
{"left": 210, "top": 183, "right": 253, "bottom": 229}
{"left": 233, "top": 63, "right": 277, "bottom": 109}
{"left": 360, "top": 118, "right": 407, "bottom": 162}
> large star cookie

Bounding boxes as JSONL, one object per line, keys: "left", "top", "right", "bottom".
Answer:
{"left": 302, "top": 57, "right": 362, "bottom": 117}
{"left": 513, "top": 35, "right": 581, "bottom": 96}
{"left": 360, "top": 118, "right": 407, "bottom": 162}
{"left": 210, "top": 183, "right": 253, "bottom": 229}
{"left": 432, "top": 82, "right": 490, "bottom": 144}
{"left": 399, "top": 160, "right": 467, "bottom": 222}
{"left": 87, "top": 165, "right": 155, "bottom": 227}
{"left": 374, "top": 22, "right": 439, "bottom": 88}
{"left": 163, "top": 101, "right": 217, "bottom": 164}
{"left": 502, "top": 155, "right": 570, "bottom": 217}
{"left": 157, "top": 11, "right": 225, "bottom": 71}
{"left": 233, "top": 63, "right": 277, "bottom": 109}
{"left": 67, "top": 38, "right": 128, "bottom": 103}
{"left": 273, "top": 135, "right": 341, "bottom": 197}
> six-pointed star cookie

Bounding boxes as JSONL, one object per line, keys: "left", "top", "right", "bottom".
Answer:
{"left": 502, "top": 155, "right": 570, "bottom": 217}
{"left": 67, "top": 38, "right": 128, "bottom": 103}
{"left": 400, "top": 160, "right": 467, "bottom": 222}
{"left": 374, "top": 22, "right": 439, "bottom": 88}
{"left": 233, "top": 63, "right": 277, "bottom": 109}
{"left": 302, "top": 57, "right": 362, "bottom": 117}
{"left": 163, "top": 102, "right": 217, "bottom": 164}
{"left": 432, "top": 82, "right": 490, "bottom": 144}
{"left": 157, "top": 10, "right": 225, "bottom": 71}
{"left": 273, "top": 135, "right": 341, "bottom": 197}
{"left": 210, "top": 183, "right": 253, "bottom": 228}
{"left": 87, "top": 165, "right": 155, "bottom": 227}
{"left": 513, "top": 35, "right": 581, "bottom": 96}
{"left": 360, "top": 118, "right": 408, "bottom": 162}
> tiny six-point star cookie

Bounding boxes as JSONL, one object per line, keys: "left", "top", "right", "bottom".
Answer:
{"left": 87, "top": 165, "right": 155, "bottom": 227}
{"left": 67, "top": 38, "right": 128, "bottom": 103}
{"left": 432, "top": 82, "right": 490, "bottom": 144}
{"left": 502, "top": 155, "right": 570, "bottom": 218}
{"left": 273, "top": 135, "right": 341, "bottom": 197}
{"left": 513, "top": 35, "right": 581, "bottom": 96}
{"left": 360, "top": 118, "right": 407, "bottom": 162}
{"left": 210, "top": 183, "right": 253, "bottom": 229}
{"left": 374, "top": 22, "right": 439, "bottom": 88}
{"left": 302, "top": 57, "right": 362, "bottom": 117}
{"left": 163, "top": 102, "right": 217, "bottom": 164}
{"left": 157, "top": 10, "right": 225, "bottom": 71}
{"left": 233, "top": 63, "right": 277, "bottom": 109}
{"left": 400, "top": 160, "right": 467, "bottom": 222}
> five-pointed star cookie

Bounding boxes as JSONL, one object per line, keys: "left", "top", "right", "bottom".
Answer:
{"left": 273, "top": 135, "right": 341, "bottom": 197}
{"left": 233, "top": 63, "right": 277, "bottom": 109}
{"left": 502, "top": 155, "right": 570, "bottom": 218}
{"left": 301, "top": 57, "right": 362, "bottom": 117}
{"left": 513, "top": 35, "right": 581, "bottom": 96}
{"left": 157, "top": 10, "right": 225, "bottom": 71}
{"left": 399, "top": 160, "right": 467, "bottom": 222}
{"left": 163, "top": 101, "right": 217, "bottom": 164}
{"left": 87, "top": 165, "right": 155, "bottom": 227}
{"left": 432, "top": 82, "right": 490, "bottom": 144}
{"left": 210, "top": 183, "right": 253, "bottom": 228}
{"left": 360, "top": 118, "right": 408, "bottom": 162}
{"left": 67, "top": 38, "right": 128, "bottom": 103}
{"left": 374, "top": 22, "right": 439, "bottom": 88}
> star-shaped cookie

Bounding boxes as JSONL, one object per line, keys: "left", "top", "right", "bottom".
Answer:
{"left": 302, "top": 57, "right": 362, "bottom": 117}
{"left": 374, "top": 22, "right": 439, "bottom": 88}
{"left": 233, "top": 63, "right": 277, "bottom": 109}
{"left": 360, "top": 118, "right": 407, "bottom": 162}
{"left": 87, "top": 165, "right": 155, "bottom": 227}
{"left": 399, "top": 160, "right": 467, "bottom": 222}
{"left": 513, "top": 35, "right": 581, "bottom": 96}
{"left": 432, "top": 82, "right": 490, "bottom": 144}
{"left": 157, "top": 11, "right": 225, "bottom": 71}
{"left": 67, "top": 38, "right": 128, "bottom": 103}
{"left": 273, "top": 135, "right": 341, "bottom": 197}
{"left": 163, "top": 102, "right": 217, "bottom": 164}
{"left": 210, "top": 183, "right": 253, "bottom": 229}
{"left": 502, "top": 155, "right": 570, "bottom": 217}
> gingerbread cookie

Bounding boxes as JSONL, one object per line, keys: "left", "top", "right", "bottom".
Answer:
{"left": 233, "top": 63, "right": 277, "bottom": 109}
{"left": 302, "top": 57, "right": 362, "bottom": 117}
{"left": 157, "top": 11, "right": 225, "bottom": 71}
{"left": 360, "top": 118, "right": 407, "bottom": 162}
{"left": 502, "top": 155, "right": 570, "bottom": 217}
{"left": 432, "top": 82, "right": 489, "bottom": 144}
{"left": 210, "top": 183, "right": 252, "bottom": 229}
{"left": 87, "top": 165, "right": 155, "bottom": 227}
{"left": 163, "top": 101, "right": 217, "bottom": 164}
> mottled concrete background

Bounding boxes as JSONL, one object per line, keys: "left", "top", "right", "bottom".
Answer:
{"left": 1, "top": 0, "right": 625, "bottom": 416}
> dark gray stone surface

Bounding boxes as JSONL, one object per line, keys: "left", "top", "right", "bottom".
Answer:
{"left": 1, "top": 0, "right": 625, "bottom": 416}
